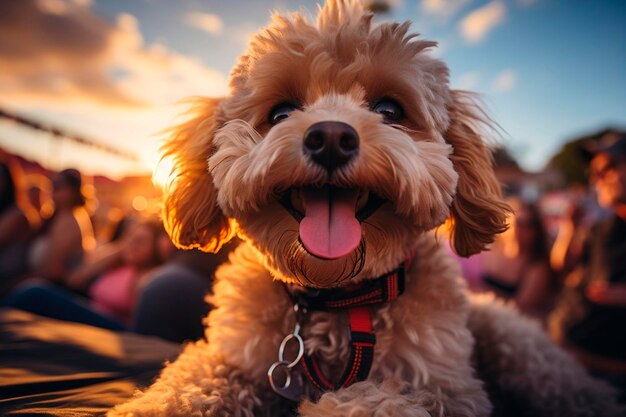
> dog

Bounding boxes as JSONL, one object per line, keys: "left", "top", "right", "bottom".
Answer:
{"left": 110, "top": 1, "right": 624, "bottom": 416}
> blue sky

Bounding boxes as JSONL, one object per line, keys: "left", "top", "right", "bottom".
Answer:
{"left": 0, "top": 0, "right": 624, "bottom": 178}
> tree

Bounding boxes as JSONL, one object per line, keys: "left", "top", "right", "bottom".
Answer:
{"left": 364, "top": 1, "right": 391, "bottom": 14}
{"left": 547, "top": 128, "right": 626, "bottom": 187}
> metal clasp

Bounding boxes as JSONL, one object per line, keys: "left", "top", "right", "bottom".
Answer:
{"left": 268, "top": 304, "right": 306, "bottom": 401}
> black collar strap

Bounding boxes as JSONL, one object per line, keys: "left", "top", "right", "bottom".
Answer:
{"left": 289, "top": 266, "right": 405, "bottom": 312}
{"left": 285, "top": 265, "right": 405, "bottom": 393}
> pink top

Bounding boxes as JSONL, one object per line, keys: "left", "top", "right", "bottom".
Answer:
{"left": 444, "top": 242, "right": 486, "bottom": 292}
{"left": 89, "top": 265, "right": 137, "bottom": 325}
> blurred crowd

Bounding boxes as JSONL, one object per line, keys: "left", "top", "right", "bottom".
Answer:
{"left": 454, "top": 132, "right": 626, "bottom": 401}
{"left": 0, "top": 133, "right": 625, "bottom": 400}
{"left": 0, "top": 162, "right": 233, "bottom": 343}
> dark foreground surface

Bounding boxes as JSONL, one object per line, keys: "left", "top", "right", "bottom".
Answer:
{"left": 0, "top": 308, "right": 180, "bottom": 417}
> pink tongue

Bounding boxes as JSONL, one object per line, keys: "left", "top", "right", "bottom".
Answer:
{"left": 299, "top": 187, "right": 361, "bottom": 259}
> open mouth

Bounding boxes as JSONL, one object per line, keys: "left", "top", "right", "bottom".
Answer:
{"left": 278, "top": 185, "right": 385, "bottom": 260}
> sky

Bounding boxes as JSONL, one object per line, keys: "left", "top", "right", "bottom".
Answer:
{"left": 0, "top": 0, "right": 624, "bottom": 179}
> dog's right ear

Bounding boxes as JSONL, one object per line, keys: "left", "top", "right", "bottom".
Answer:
{"left": 161, "top": 98, "right": 235, "bottom": 253}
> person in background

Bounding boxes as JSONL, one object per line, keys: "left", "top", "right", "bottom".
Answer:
{"left": 25, "top": 173, "right": 53, "bottom": 221}
{"left": 0, "top": 160, "right": 40, "bottom": 292}
{"left": 550, "top": 133, "right": 626, "bottom": 403}
{"left": 3, "top": 217, "right": 167, "bottom": 329}
{"left": 131, "top": 239, "right": 237, "bottom": 343}
{"left": 550, "top": 187, "right": 603, "bottom": 283}
{"left": 478, "top": 198, "right": 555, "bottom": 320}
{"left": 27, "top": 168, "right": 95, "bottom": 285}
{"left": 64, "top": 215, "right": 134, "bottom": 294}
{"left": 87, "top": 217, "right": 167, "bottom": 325}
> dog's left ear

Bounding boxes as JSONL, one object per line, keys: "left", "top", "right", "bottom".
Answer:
{"left": 161, "top": 98, "right": 235, "bottom": 253}
{"left": 445, "top": 90, "right": 510, "bottom": 257}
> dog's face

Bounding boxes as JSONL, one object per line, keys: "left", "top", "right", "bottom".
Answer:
{"left": 162, "top": 0, "right": 509, "bottom": 288}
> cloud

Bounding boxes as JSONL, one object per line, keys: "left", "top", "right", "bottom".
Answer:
{"left": 186, "top": 12, "right": 224, "bottom": 35}
{"left": 459, "top": 1, "right": 506, "bottom": 44}
{"left": 228, "top": 22, "right": 264, "bottom": 48}
{"left": 0, "top": 0, "right": 230, "bottom": 180}
{"left": 36, "top": 0, "right": 69, "bottom": 15}
{"left": 421, "top": 0, "right": 472, "bottom": 20}
{"left": 118, "top": 43, "right": 227, "bottom": 105}
{"left": 491, "top": 69, "right": 517, "bottom": 92}
{"left": 0, "top": 0, "right": 227, "bottom": 109}
{"left": 453, "top": 71, "right": 480, "bottom": 90}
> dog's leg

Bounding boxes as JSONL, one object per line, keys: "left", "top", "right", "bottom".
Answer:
{"left": 298, "top": 379, "right": 490, "bottom": 417}
{"left": 468, "top": 294, "right": 625, "bottom": 417}
{"left": 107, "top": 341, "right": 264, "bottom": 417}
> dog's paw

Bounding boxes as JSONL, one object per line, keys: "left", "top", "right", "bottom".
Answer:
{"left": 298, "top": 379, "right": 492, "bottom": 417}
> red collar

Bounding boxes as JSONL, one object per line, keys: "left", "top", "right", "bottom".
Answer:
{"left": 281, "top": 264, "right": 406, "bottom": 395}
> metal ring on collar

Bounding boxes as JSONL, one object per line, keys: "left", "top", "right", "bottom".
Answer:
{"left": 278, "top": 333, "right": 304, "bottom": 368}
{"left": 268, "top": 360, "right": 292, "bottom": 392}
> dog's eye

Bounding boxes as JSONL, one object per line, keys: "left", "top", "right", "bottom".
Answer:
{"left": 373, "top": 99, "right": 404, "bottom": 122}
{"left": 269, "top": 103, "right": 297, "bottom": 125}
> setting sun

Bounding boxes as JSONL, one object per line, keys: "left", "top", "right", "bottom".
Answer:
{"left": 151, "top": 154, "right": 175, "bottom": 190}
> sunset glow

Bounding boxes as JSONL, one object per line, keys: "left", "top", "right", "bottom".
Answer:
{"left": 0, "top": 0, "right": 624, "bottom": 179}
{"left": 151, "top": 155, "right": 176, "bottom": 191}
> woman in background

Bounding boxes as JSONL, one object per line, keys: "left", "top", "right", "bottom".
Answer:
{"left": 28, "top": 168, "right": 95, "bottom": 285}
{"left": 480, "top": 198, "right": 555, "bottom": 320}
{"left": 86, "top": 218, "right": 166, "bottom": 325}
{"left": 4, "top": 217, "right": 167, "bottom": 329}
{"left": 0, "top": 160, "right": 39, "bottom": 291}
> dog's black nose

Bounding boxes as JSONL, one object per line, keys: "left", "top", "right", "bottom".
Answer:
{"left": 303, "top": 121, "right": 359, "bottom": 173}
